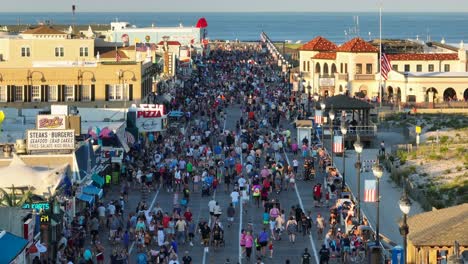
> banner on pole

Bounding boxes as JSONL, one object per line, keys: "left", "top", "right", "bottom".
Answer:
{"left": 314, "top": 110, "right": 323, "bottom": 125}
{"left": 364, "top": 179, "right": 377, "bottom": 202}
{"left": 333, "top": 135, "right": 343, "bottom": 153}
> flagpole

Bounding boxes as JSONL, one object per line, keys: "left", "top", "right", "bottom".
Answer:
{"left": 379, "top": 6, "right": 383, "bottom": 108}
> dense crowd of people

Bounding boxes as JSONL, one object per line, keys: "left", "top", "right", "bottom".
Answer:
{"left": 52, "top": 42, "right": 372, "bottom": 264}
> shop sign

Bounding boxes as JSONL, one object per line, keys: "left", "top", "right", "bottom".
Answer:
{"left": 101, "top": 147, "right": 124, "bottom": 163}
{"left": 22, "top": 202, "right": 50, "bottom": 210}
{"left": 36, "top": 115, "right": 66, "bottom": 130}
{"left": 26, "top": 129, "right": 75, "bottom": 150}
{"left": 134, "top": 104, "right": 167, "bottom": 132}
{"left": 319, "top": 78, "right": 335, "bottom": 87}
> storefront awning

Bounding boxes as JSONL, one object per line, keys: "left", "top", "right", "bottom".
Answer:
{"left": 91, "top": 173, "right": 104, "bottom": 187}
{"left": 76, "top": 193, "right": 94, "bottom": 204}
{"left": 83, "top": 185, "right": 103, "bottom": 199}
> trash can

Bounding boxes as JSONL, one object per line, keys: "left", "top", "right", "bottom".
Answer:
{"left": 391, "top": 246, "right": 404, "bottom": 264}
{"left": 368, "top": 242, "right": 382, "bottom": 264}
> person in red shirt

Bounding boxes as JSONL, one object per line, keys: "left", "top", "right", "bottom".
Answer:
{"left": 235, "top": 162, "right": 243, "bottom": 175}
{"left": 184, "top": 208, "right": 193, "bottom": 222}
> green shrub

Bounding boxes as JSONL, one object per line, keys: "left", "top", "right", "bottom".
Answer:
{"left": 440, "top": 136, "right": 449, "bottom": 144}
{"left": 440, "top": 146, "right": 449, "bottom": 153}
{"left": 456, "top": 166, "right": 462, "bottom": 172}
{"left": 428, "top": 153, "right": 442, "bottom": 160}
{"left": 397, "top": 150, "right": 408, "bottom": 165}
{"left": 444, "top": 169, "right": 451, "bottom": 174}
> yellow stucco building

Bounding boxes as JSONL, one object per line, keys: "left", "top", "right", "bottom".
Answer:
{"left": 299, "top": 36, "right": 468, "bottom": 103}
{"left": 0, "top": 26, "right": 158, "bottom": 108}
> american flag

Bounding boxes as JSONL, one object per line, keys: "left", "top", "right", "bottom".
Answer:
{"left": 380, "top": 48, "right": 392, "bottom": 80}
{"left": 364, "top": 180, "right": 377, "bottom": 202}
{"left": 314, "top": 110, "right": 323, "bottom": 125}
{"left": 333, "top": 135, "right": 343, "bottom": 153}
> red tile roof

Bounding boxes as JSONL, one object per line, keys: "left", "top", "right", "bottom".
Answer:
{"left": 387, "top": 53, "right": 459, "bottom": 61}
{"left": 22, "top": 26, "right": 67, "bottom": 35}
{"left": 336, "top": 37, "right": 378, "bottom": 53}
{"left": 157, "top": 41, "right": 181, "bottom": 46}
{"left": 312, "top": 52, "right": 337, "bottom": 60}
{"left": 100, "top": 49, "right": 129, "bottom": 59}
{"left": 299, "top": 36, "right": 337, "bottom": 51}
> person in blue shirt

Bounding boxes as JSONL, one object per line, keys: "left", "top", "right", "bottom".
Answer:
{"left": 136, "top": 252, "right": 147, "bottom": 264}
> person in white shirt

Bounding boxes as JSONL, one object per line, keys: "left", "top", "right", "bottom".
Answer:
{"left": 238, "top": 175, "right": 247, "bottom": 190}
{"left": 292, "top": 158, "right": 299, "bottom": 174}
{"left": 208, "top": 199, "right": 217, "bottom": 217}
{"left": 230, "top": 189, "right": 240, "bottom": 207}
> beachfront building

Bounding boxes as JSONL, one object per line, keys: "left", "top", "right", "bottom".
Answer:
{"left": 0, "top": 25, "right": 159, "bottom": 108}
{"left": 299, "top": 36, "right": 468, "bottom": 103}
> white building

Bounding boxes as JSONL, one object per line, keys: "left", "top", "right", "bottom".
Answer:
{"left": 299, "top": 37, "right": 468, "bottom": 103}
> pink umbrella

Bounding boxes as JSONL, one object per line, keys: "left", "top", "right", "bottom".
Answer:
{"left": 99, "top": 127, "right": 113, "bottom": 138}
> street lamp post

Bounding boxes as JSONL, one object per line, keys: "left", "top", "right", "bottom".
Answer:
{"left": 329, "top": 106, "right": 335, "bottom": 165}
{"left": 307, "top": 84, "right": 312, "bottom": 116}
{"left": 353, "top": 135, "right": 363, "bottom": 223}
{"left": 399, "top": 187, "right": 411, "bottom": 264}
{"left": 372, "top": 159, "right": 384, "bottom": 245}
{"left": 117, "top": 70, "right": 137, "bottom": 120}
{"left": 341, "top": 122, "right": 348, "bottom": 190}
{"left": 320, "top": 101, "right": 326, "bottom": 146}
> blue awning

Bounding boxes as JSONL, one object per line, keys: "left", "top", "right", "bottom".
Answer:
{"left": 77, "top": 193, "right": 94, "bottom": 204}
{"left": 83, "top": 185, "right": 103, "bottom": 199}
{"left": 91, "top": 173, "right": 104, "bottom": 187}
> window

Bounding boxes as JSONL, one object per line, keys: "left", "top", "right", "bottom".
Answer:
{"left": 366, "top": 64, "right": 373, "bottom": 74}
{"left": 13, "top": 85, "right": 23, "bottom": 102}
{"left": 416, "top": 64, "right": 422, "bottom": 72}
{"left": 345, "top": 63, "right": 348, "bottom": 73}
{"left": 55, "top": 47, "right": 64, "bottom": 57}
{"left": 340, "top": 63, "right": 343, "bottom": 73}
{"left": 79, "top": 47, "right": 89, "bottom": 57}
{"left": 428, "top": 64, "right": 434, "bottom": 72}
{"left": 48, "top": 85, "right": 58, "bottom": 102}
{"left": 404, "top": 64, "right": 410, "bottom": 72}
{"left": 80, "top": 85, "right": 91, "bottom": 101}
{"left": 392, "top": 65, "right": 398, "bottom": 71}
{"left": 21, "top": 46, "right": 31, "bottom": 57}
{"left": 355, "top": 64, "right": 363, "bottom": 74}
{"left": 0, "top": 86, "right": 6, "bottom": 102}
{"left": 444, "top": 64, "right": 450, "bottom": 72}
{"left": 108, "top": 84, "right": 127, "bottom": 101}
{"left": 307, "top": 61, "right": 310, "bottom": 72}
{"left": 31, "top": 85, "right": 41, "bottom": 102}
{"left": 64, "top": 85, "right": 74, "bottom": 101}
{"left": 303, "top": 61, "right": 306, "bottom": 71}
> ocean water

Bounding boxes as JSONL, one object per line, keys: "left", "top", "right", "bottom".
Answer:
{"left": 1, "top": 12, "right": 468, "bottom": 44}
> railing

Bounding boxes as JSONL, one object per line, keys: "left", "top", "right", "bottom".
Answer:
{"left": 354, "top": 74, "right": 375, "bottom": 80}
{"left": 319, "top": 74, "right": 335, "bottom": 78}
{"left": 402, "top": 101, "right": 468, "bottom": 109}
{"left": 321, "top": 124, "right": 377, "bottom": 136}
{"left": 337, "top": 73, "right": 348, "bottom": 81}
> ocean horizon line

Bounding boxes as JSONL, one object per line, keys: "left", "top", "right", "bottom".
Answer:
{"left": 1, "top": 11, "right": 468, "bottom": 14}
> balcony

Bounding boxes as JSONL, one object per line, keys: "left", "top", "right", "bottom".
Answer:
{"left": 337, "top": 74, "right": 348, "bottom": 81}
{"left": 319, "top": 74, "right": 335, "bottom": 78}
{"left": 354, "top": 74, "right": 375, "bottom": 80}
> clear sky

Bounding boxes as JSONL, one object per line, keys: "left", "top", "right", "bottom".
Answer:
{"left": 1, "top": 0, "right": 468, "bottom": 12}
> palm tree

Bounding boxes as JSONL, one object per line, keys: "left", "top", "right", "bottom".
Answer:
{"left": 0, "top": 185, "right": 32, "bottom": 207}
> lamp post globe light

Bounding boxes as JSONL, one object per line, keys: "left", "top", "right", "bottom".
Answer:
{"left": 399, "top": 191, "right": 411, "bottom": 264}
{"left": 313, "top": 93, "right": 319, "bottom": 102}
{"left": 353, "top": 135, "right": 363, "bottom": 223}
{"left": 329, "top": 106, "right": 335, "bottom": 165}
{"left": 372, "top": 161, "right": 384, "bottom": 246}
{"left": 340, "top": 122, "right": 348, "bottom": 190}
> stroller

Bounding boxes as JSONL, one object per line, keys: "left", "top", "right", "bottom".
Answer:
{"left": 201, "top": 182, "right": 211, "bottom": 197}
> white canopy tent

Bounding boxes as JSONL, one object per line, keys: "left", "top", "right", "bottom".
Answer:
{"left": 0, "top": 155, "right": 68, "bottom": 197}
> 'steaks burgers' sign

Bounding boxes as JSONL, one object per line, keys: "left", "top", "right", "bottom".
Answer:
{"left": 27, "top": 129, "right": 75, "bottom": 150}
{"left": 36, "top": 115, "right": 67, "bottom": 130}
